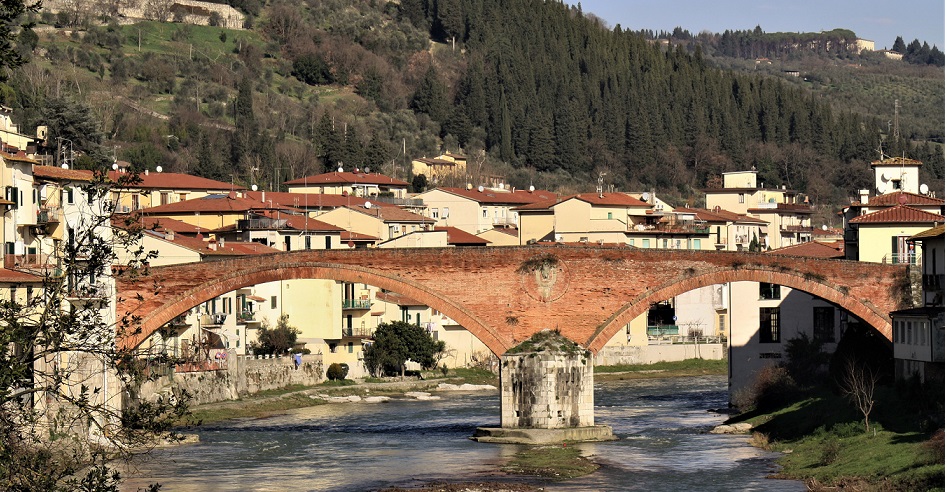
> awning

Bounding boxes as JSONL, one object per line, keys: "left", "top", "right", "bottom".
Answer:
{"left": 247, "top": 295, "right": 266, "bottom": 302}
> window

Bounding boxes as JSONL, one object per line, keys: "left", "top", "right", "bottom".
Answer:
{"left": 179, "top": 193, "right": 188, "bottom": 202}
{"left": 431, "top": 208, "right": 439, "bottom": 220}
{"left": 692, "top": 239, "right": 701, "bottom": 250}
{"left": 718, "top": 314, "right": 726, "bottom": 334}
{"left": 738, "top": 193, "right": 745, "bottom": 204}
{"left": 482, "top": 208, "right": 488, "bottom": 218}
{"left": 607, "top": 212, "right": 613, "bottom": 219}
{"left": 160, "top": 192, "right": 169, "bottom": 205}
{"left": 305, "top": 236, "right": 312, "bottom": 250}
{"left": 348, "top": 342, "right": 354, "bottom": 353}
{"left": 628, "top": 239, "right": 635, "bottom": 247}
{"left": 642, "top": 238, "right": 650, "bottom": 248}
{"left": 663, "top": 239, "right": 669, "bottom": 249}
{"left": 760, "top": 307, "right": 780, "bottom": 343}
{"left": 130, "top": 194, "right": 139, "bottom": 210}
{"left": 442, "top": 207, "right": 449, "bottom": 218}
{"left": 813, "top": 307, "right": 835, "bottom": 342}
{"left": 271, "top": 296, "right": 277, "bottom": 309}
{"left": 759, "top": 283, "right": 781, "bottom": 300}
{"left": 66, "top": 187, "right": 74, "bottom": 204}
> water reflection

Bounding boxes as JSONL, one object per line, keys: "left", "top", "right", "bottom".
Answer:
{"left": 121, "top": 375, "right": 805, "bottom": 491}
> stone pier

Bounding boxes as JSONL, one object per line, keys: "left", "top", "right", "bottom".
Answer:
{"left": 472, "top": 330, "right": 615, "bottom": 444}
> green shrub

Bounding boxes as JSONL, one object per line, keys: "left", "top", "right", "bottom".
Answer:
{"left": 819, "top": 439, "right": 840, "bottom": 466}
{"left": 326, "top": 363, "right": 349, "bottom": 381}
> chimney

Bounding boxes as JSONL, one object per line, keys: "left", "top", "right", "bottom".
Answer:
{"left": 859, "top": 189, "right": 869, "bottom": 205}
{"left": 218, "top": 237, "right": 225, "bottom": 248}
{"left": 165, "top": 230, "right": 175, "bottom": 241}
{"left": 144, "top": 169, "right": 149, "bottom": 176}
{"left": 261, "top": 191, "right": 265, "bottom": 203}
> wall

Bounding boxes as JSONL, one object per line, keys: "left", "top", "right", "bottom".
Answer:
{"left": 594, "top": 343, "right": 725, "bottom": 366}
{"left": 501, "top": 352, "right": 594, "bottom": 429}
{"left": 136, "top": 352, "right": 324, "bottom": 406}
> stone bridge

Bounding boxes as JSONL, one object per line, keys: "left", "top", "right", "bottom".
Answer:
{"left": 116, "top": 245, "right": 907, "bottom": 353}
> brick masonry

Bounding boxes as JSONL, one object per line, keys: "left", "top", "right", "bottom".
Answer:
{"left": 117, "top": 245, "right": 907, "bottom": 354}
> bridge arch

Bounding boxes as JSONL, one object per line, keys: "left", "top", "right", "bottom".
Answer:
{"left": 586, "top": 266, "right": 893, "bottom": 353}
{"left": 122, "top": 262, "right": 510, "bottom": 356}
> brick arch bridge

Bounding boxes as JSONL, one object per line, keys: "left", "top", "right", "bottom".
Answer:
{"left": 116, "top": 245, "right": 908, "bottom": 354}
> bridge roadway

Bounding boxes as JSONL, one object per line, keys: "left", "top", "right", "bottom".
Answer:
{"left": 116, "top": 244, "right": 907, "bottom": 354}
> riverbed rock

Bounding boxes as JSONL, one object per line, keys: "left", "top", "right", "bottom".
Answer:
{"left": 364, "top": 396, "right": 391, "bottom": 403}
{"left": 326, "top": 395, "right": 362, "bottom": 403}
{"left": 436, "top": 383, "right": 498, "bottom": 391}
{"left": 709, "top": 422, "right": 753, "bottom": 434}
{"left": 405, "top": 391, "right": 441, "bottom": 400}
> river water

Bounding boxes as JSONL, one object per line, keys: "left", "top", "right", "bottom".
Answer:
{"left": 121, "top": 375, "right": 805, "bottom": 491}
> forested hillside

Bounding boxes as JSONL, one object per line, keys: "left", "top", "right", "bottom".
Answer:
{"left": 7, "top": 0, "right": 944, "bottom": 221}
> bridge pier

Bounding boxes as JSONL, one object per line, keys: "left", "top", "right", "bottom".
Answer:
{"left": 472, "top": 331, "right": 615, "bottom": 444}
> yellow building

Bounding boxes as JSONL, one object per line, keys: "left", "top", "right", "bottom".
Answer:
{"left": 416, "top": 186, "right": 557, "bottom": 235}
{"left": 316, "top": 203, "right": 434, "bottom": 243}
{"left": 284, "top": 171, "right": 409, "bottom": 199}
{"left": 108, "top": 169, "right": 239, "bottom": 212}
{"left": 411, "top": 153, "right": 467, "bottom": 184}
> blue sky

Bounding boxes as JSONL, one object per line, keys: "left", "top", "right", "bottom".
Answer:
{"left": 569, "top": 1, "right": 945, "bottom": 50}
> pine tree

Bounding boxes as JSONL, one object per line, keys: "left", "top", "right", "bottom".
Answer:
{"left": 892, "top": 36, "right": 906, "bottom": 53}
{"left": 410, "top": 65, "right": 449, "bottom": 122}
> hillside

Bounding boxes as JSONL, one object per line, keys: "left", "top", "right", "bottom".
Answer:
{"left": 6, "top": 0, "right": 944, "bottom": 223}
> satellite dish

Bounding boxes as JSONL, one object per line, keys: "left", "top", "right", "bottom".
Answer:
{"left": 111, "top": 163, "right": 119, "bottom": 171}
{"left": 251, "top": 184, "right": 258, "bottom": 191}
{"left": 920, "top": 183, "right": 929, "bottom": 195}
{"left": 528, "top": 185, "right": 535, "bottom": 192}
{"left": 466, "top": 183, "right": 473, "bottom": 190}
{"left": 156, "top": 166, "right": 163, "bottom": 173}
{"left": 365, "top": 167, "right": 370, "bottom": 173}
{"left": 338, "top": 166, "right": 344, "bottom": 173}
{"left": 822, "top": 225, "right": 828, "bottom": 231}
{"left": 477, "top": 185, "right": 484, "bottom": 192}
{"left": 364, "top": 201, "right": 372, "bottom": 209}
{"left": 61, "top": 163, "right": 68, "bottom": 169}
{"left": 881, "top": 171, "right": 890, "bottom": 181}
{"left": 642, "top": 192, "right": 650, "bottom": 202}
{"left": 877, "top": 184, "right": 886, "bottom": 194}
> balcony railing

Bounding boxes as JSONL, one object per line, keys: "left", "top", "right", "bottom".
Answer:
{"left": 342, "top": 299, "right": 372, "bottom": 310}
{"left": 237, "top": 311, "right": 258, "bottom": 323}
{"left": 237, "top": 218, "right": 288, "bottom": 230}
{"left": 343, "top": 326, "right": 375, "bottom": 338}
{"left": 883, "top": 254, "right": 917, "bottom": 265}
{"left": 492, "top": 216, "right": 518, "bottom": 227}
{"left": 37, "top": 207, "right": 61, "bottom": 224}
{"left": 372, "top": 196, "right": 425, "bottom": 207}
{"left": 923, "top": 273, "right": 945, "bottom": 291}
{"left": 647, "top": 325, "right": 679, "bottom": 337}
{"left": 201, "top": 313, "right": 228, "bottom": 325}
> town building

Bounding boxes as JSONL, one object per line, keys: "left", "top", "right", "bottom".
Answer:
{"left": 284, "top": 170, "right": 410, "bottom": 199}
{"left": 410, "top": 153, "right": 468, "bottom": 185}
{"left": 416, "top": 186, "right": 556, "bottom": 235}
{"left": 107, "top": 169, "right": 239, "bottom": 212}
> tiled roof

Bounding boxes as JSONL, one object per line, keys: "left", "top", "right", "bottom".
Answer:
{"left": 134, "top": 216, "right": 211, "bottom": 235}
{"left": 254, "top": 210, "right": 344, "bottom": 232}
{"left": 107, "top": 171, "right": 239, "bottom": 191}
{"left": 910, "top": 224, "right": 945, "bottom": 240}
{"left": 849, "top": 205, "right": 945, "bottom": 225}
{"left": 432, "top": 187, "right": 558, "bottom": 205}
{"left": 513, "top": 197, "right": 560, "bottom": 211}
{"left": 33, "top": 165, "right": 94, "bottom": 182}
{"left": 673, "top": 207, "right": 769, "bottom": 224}
{"left": 571, "top": 193, "right": 651, "bottom": 207}
{"left": 861, "top": 191, "right": 944, "bottom": 207}
{"left": 284, "top": 171, "right": 409, "bottom": 187}
{"left": 487, "top": 226, "right": 518, "bottom": 237}
{"left": 434, "top": 226, "right": 490, "bottom": 245}
{"left": 0, "top": 268, "right": 44, "bottom": 283}
{"left": 747, "top": 203, "right": 814, "bottom": 214}
{"left": 870, "top": 156, "right": 922, "bottom": 166}
{"left": 346, "top": 204, "right": 434, "bottom": 223}
{"left": 212, "top": 242, "right": 281, "bottom": 256}
{"left": 767, "top": 241, "right": 844, "bottom": 259}
{"left": 243, "top": 191, "right": 396, "bottom": 209}
{"left": 1, "top": 150, "right": 38, "bottom": 164}
{"left": 140, "top": 193, "right": 303, "bottom": 215}
{"left": 341, "top": 231, "right": 379, "bottom": 242}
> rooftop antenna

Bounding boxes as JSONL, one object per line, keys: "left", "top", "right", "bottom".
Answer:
{"left": 596, "top": 172, "right": 606, "bottom": 198}
{"left": 893, "top": 98, "right": 900, "bottom": 142}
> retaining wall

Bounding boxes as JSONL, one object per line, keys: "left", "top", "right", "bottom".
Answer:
{"left": 594, "top": 343, "right": 725, "bottom": 366}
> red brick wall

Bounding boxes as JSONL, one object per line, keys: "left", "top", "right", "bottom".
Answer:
{"left": 117, "top": 245, "right": 906, "bottom": 354}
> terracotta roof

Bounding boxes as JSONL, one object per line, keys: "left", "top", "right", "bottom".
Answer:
{"left": 107, "top": 171, "right": 240, "bottom": 191}
{"left": 284, "top": 171, "right": 409, "bottom": 187}
{"left": 767, "top": 241, "right": 844, "bottom": 259}
{"left": 571, "top": 193, "right": 651, "bottom": 207}
{"left": 860, "top": 191, "right": 944, "bottom": 207}
{"left": 212, "top": 242, "right": 281, "bottom": 256}
{"left": 140, "top": 193, "right": 303, "bottom": 215}
{"left": 414, "top": 157, "right": 455, "bottom": 166}
{"left": 870, "top": 156, "right": 922, "bottom": 166}
{"left": 747, "top": 203, "right": 814, "bottom": 214}
{"left": 243, "top": 191, "right": 396, "bottom": 209}
{"left": 910, "top": 224, "right": 945, "bottom": 240}
{"left": 0, "top": 268, "right": 44, "bottom": 283}
{"left": 673, "top": 207, "right": 768, "bottom": 224}
{"left": 487, "top": 226, "right": 518, "bottom": 237}
{"left": 431, "top": 187, "right": 558, "bottom": 205}
{"left": 434, "top": 226, "right": 490, "bottom": 245}
{"left": 849, "top": 205, "right": 945, "bottom": 225}
{"left": 33, "top": 165, "right": 94, "bottom": 182}
{"left": 1, "top": 149, "right": 38, "bottom": 164}
{"left": 127, "top": 216, "right": 211, "bottom": 235}
{"left": 812, "top": 227, "right": 843, "bottom": 238}
{"left": 513, "top": 197, "right": 561, "bottom": 211}
{"left": 345, "top": 204, "right": 434, "bottom": 223}
{"left": 253, "top": 211, "right": 344, "bottom": 232}
{"left": 375, "top": 290, "right": 425, "bottom": 306}
{"left": 341, "top": 231, "right": 379, "bottom": 242}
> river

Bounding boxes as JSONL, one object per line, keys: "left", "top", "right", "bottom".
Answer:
{"left": 121, "top": 375, "right": 805, "bottom": 491}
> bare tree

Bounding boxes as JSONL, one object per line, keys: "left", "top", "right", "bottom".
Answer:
{"left": 838, "top": 358, "right": 880, "bottom": 433}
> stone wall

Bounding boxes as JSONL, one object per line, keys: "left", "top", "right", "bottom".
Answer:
{"left": 594, "top": 343, "right": 725, "bottom": 366}
{"left": 136, "top": 352, "right": 323, "bottom": 406}
{"left": 43, "top": 0, "right": 245, "bottom": 30}
{"left": 500, "top": 351, "right": 594, "bottom": 429}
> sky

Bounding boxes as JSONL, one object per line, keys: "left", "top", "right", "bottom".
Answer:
{"left": 569, "top": 1, "right": 945, "bottom": 50}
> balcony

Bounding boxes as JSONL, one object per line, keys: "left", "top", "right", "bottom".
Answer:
{"left": 237, "top": 218, "right": 288, "bottom": 230}
{"left": 343, "top": 326, "right": 374, "bottom": 338}
{"left": 236, "top": 311, "right": 258, "bottom": 324}
{"left": 492, "top": 216, "right": 518, "bottom": 227}
{"left": 342, "top": 299, "right": 372, "bottom": 310}
{"left": 201, "top": 313, "right": 228, "bottom": 326}
{"left": 923, "top": 273, "right": 945, "bottom": 292}
{"left": 37, "top": 207, "right": 61, "bottom": 224}
{"left": 781, "top": 225, "right": 813, "bottom": 234}
{"left": 372, "top": 196, "right": 425, "bottom": 207}
{"left": 647, "top": 325, "right": 679, "bottom": 337}
{"left": 883, "top": 254, "right": 917, "bottom": 265}
{"left": 65, "top": 282, "right": 110, "bottom": 300}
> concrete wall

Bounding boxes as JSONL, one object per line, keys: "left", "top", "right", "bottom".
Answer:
{"left": 136, "top": 352, "right": 324, "bottom": 406}
{"left": 594, "top": 343, "right": 725, "bottom": 366}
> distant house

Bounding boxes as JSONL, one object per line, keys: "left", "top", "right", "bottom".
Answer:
{"left": 880, "top": 50, "right": 904, "bottom": 60}
{"left": 411, "top": 153, "right": 468, "bottom": 185}
{"left": 284, "top": 171, "right": 409, "bottom": 199}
